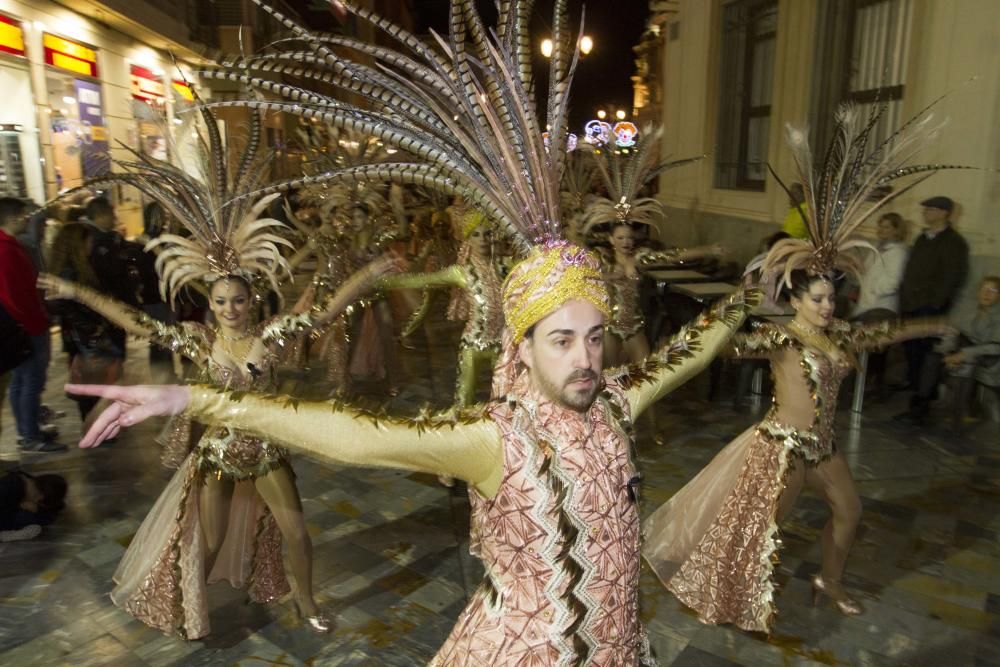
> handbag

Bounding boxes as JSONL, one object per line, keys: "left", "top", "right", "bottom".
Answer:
{"left": 0, "top": 302, "right": 32, "bottom": 375}
{"left": 69, "top": 353, "right": 123, "bottom": 386}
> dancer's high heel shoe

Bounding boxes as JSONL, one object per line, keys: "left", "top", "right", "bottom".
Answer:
{"left": 294, "top": 600, "right": 333, "bottom": 634}
{"left": 811, "top": 574, "right": 864, "bottom": 616}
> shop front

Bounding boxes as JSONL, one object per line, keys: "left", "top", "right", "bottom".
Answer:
{"left": 0, "top": 12, "right": 44, "bottom": 203}
{"left": 43, "top": 31, "right": 110, "bottom": 194}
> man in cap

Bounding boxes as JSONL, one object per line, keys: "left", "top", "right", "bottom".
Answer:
{"left": 68, "top": 240, "right": 756, "bottom": 665}
{"left": 895, "top": 196, "right": 969, "bottom": 394}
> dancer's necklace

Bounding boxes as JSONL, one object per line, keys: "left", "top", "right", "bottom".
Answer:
{"left": 216, "top": 328, "right": 250, "bottom": 342}
{"left": 788, "top": 319, "right": 843, "bottom": 363}
{"left": 216, "top": 331, "right": 254, "bottom": 363}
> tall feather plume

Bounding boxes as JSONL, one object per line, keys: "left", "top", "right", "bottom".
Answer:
{"left": 581, "top": 125, "right": 702, "bottom": 233}
{"left": 204, "top": 0, "right": 582, "bottom": 258}
{"left": 753, "top": 98, "right": 980, "bottom": 295}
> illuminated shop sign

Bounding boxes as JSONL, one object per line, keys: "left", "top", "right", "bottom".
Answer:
{"left": 131, "top": 64, "right": 165, "bottom": 106}
{"left": 172, "top": 79, "right": 194, "bottom": 101}
{"left": 44, "top": 33, "right": 99, "bottom": 77}
{"left": 0, "top": 14, "right": 25, "bottom": 57}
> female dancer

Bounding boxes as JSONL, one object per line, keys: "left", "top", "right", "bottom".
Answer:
{"left": 39, "top": 258, "right": 392, "bottom": 638}
{"left": 579, "top": 125, "right": 718, "bottom": 365}
{"left": 644, "top": 270, "right": 952, "bottom": 629}
{"left": 643, "top": 100, "right": 967, "bottom": 633}
{"left": 288, "top": 186, "right": 402, "bottom": 391}
{"left": 600, "top": 221, "right": 723, "bottom": 365}
{"left": 35, "top": 101, "right": 401, "bottom": 638}
{"left": 378, "top": 211, "right": 503, "bottom": 407}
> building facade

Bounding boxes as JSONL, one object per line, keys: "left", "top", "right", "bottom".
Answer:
{"left": 648, "top": 0, "right": 999, "bottom": 309}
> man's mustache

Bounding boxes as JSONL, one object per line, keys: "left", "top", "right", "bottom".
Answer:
{"left": 565, "top": 369, "right": 598, "bottom": 385}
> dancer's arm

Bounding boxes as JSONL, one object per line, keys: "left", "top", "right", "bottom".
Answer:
{"left": 845, "top": 318, "right": 957, "bottom": 350}
{"left": 377, "top": 265, "right": 466, "bottom": 292}
{"left": 260, "top": 257, "right": 400, "bottom": 343}
{"left": 620, "top": 289, "right": 759, "bottom": 416}
{"left": 636, "top": 244, "right": 726, "bottom": 268}
{"left": 285, "top": 242, "right": 318, "bottom": 274}
{"left": 311, "top": 257, "right": 399, "bottom": 327}
{"left": 71, "top": 384, "right": 506, "bottom": 497}
{"left": 38, "top": 274, "right": 157, "bottom": 338}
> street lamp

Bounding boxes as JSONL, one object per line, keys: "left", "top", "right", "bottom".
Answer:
{"left": 596, "top": 110, "right": 607, "bottom": 120}
{"left": 615, "top": 109, "right": 626, "bottom": 120}
{"left": 541, "top": 35, "right": 593, "bottom": 58}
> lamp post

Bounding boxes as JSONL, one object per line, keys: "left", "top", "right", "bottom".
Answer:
{"left": 540, "top": 35, "right": 593, "bottom": 58}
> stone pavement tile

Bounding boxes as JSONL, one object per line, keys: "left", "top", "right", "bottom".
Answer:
{"left": 57, "top": 633, "right": 140, "bottom": 667}
{"left": 75, "top": 541, "right": 127, "bottom": 569}
{"left": 228, "top": 633, "right": 307, "bottom": 666}
{"left": 666, "top": 644, "right": 742, "bottom": 666}
{"left": 405, "top": 578, "right": 467, "bottom": 614}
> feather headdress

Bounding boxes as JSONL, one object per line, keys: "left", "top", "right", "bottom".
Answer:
{"left": 580, "top": 125, "right": 701, "bottom": 233}
{"left": 199, "top": 0, "right": 584, "bottom": 255}
{"left": 38, "top": 104, "right": 292, "bottom": 303}
{"left": 750, "top": 99, "right": 978, "bottom": 294}
{"left": 295, "top": 125, "right": 392, "bottom": 220}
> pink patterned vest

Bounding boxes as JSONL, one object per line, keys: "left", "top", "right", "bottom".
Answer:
{"left": 430, "top": 380, "right": 655, "bottom": 666}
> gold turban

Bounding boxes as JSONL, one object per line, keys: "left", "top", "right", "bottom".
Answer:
{"left": 491, "top": 241, "right": 610, "bottom": 398}
{"left": 461, "top": 210, "right": 489, "bottom": 238}
{"left": 501, "top": 241, "right": 610, "bottom": 343}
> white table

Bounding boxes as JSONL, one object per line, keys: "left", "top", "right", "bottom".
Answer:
{"left": 670, "top": 282, "right": 738, "bottom": 301}
{"left": 646, "top": 269, "right": 711, "bottom": 284}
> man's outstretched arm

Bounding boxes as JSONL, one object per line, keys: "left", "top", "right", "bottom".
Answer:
{"left": 70, "top": 384, "right": 505, "bottom": 497}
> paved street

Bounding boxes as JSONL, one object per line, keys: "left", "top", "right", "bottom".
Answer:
{"left": 1, "top": 315, "right": 998, "bottom": 666}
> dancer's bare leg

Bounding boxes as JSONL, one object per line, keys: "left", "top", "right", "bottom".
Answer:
{"left": 200, "top": 475, "right": 235, "bottom": 578}
{"left": 776, "top": 457, "right": 807, "bottom": 523}
{"left": 254, "top": 466, "right": 318, "bottom": 616}
{"left": 805, "top": 452, "right": 862, "bottom": 597}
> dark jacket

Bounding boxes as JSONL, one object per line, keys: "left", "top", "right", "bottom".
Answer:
{"left": 900, "top": 225, "right": 969, "bottom": 313}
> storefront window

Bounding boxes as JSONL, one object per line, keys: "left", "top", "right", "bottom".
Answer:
{"left": 44, "top": 33, "right": 109, "bottom": 193}
{"left": 131, "top": 64, "right": 167, "bottom": 160}
{"left": 0, "top": 14, "right": 44, "bottom": 202}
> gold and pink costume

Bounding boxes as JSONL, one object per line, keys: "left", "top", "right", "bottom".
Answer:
{"left": 172, "top": 290, "right": 755, "bottom": 664}
{"left": 112, "top": 313, "right": 314, "bottom": 639}
{"left": 642, "top": 319, "right": 923, "bottom": 633}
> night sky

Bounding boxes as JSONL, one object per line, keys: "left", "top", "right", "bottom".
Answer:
{"left": 289, "top": 1, "right": 650, "bottom": 131}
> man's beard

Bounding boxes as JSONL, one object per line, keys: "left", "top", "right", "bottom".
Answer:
{"left": 537, "top": 368, "right": 600, "bottom": 412}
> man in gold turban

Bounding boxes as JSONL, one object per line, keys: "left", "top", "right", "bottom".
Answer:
{"left": 68, "top": 241, "right": 756, "bottom": 664}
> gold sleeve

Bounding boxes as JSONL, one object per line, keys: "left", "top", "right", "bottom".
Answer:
{"left": 726, "top": 322, "right": 790, "bottom": 360}
{"left": 69, "top": 282, "right": 158, "bottom": 338}
{"left": 845, "top": 317, "right": 952, "bottom": 350}
{"left": 621, "top": 289, "right": 759, "bottom": 416}
{"left": 378, "top": 265, "right": 466, "bottom": 292}
{"left": 185, "top": 386, "right": 506, "bottom": 497}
